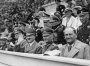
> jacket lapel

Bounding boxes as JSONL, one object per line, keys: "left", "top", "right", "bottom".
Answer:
{"left": 29, "top": 41, "right": 37, "bottom": 51}
{"left": 67, "top": 40, "right": 81, "bottom": 58}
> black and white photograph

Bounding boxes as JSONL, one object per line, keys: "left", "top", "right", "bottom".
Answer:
{"left": 0, "top": 0, "right": 89, "bottom": 66}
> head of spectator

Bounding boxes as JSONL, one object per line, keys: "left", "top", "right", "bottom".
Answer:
{"left": 63, "top": 27, "right": 77, "bottom": 45}
{"left": 0, "top": 38, "right": 7, "bottom": 48}
{"left": 79, "top": 8, "right": 89, "bottom": 24}
{"left": 14, "top": 28, "right": 25, "bottom": 40}
{"left": 18, "top": 22, "right": 26, "bottom": 32}
{"left": 38, "top": 7, "right": 46, "bottom": 17}
{"left": 39, "top": 7, "right": 46, "bottom": 12}
{"left": 42, "top": 27, "right": 54, "bottom": 44}
{"left": 56, "top": 5, "right": 65, "bottom": 16}
{"left": 54, "top": 11, "right": 61, "bottom": 19}
{"left": 73, "top": 6, "right": 82, "bottom": 17}
{"left": 64, "top": 8, "right": 72, "bottom": 17}
{"left": 25, "top": 28, "right": 36, "bottom": 43}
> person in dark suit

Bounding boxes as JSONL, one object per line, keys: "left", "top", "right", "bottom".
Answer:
{"left": 60, "top": 27, "right": 90, "bottom": 60}
{"left": 25, "top": 28, "right": 42, "bottom": 54}
{"left": 40, "top": 27, "right": 59, "bottom": 54}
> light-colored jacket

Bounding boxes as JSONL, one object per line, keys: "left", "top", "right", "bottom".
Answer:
{"left": 62, "top": 16, "right": 80, "bottom": 30}
{"left": 60, "top": 40, "right": 90, "bottom": 60}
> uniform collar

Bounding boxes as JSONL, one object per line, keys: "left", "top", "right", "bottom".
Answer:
{"left": 29, "top": 40, "right": 35, "bottom": 46}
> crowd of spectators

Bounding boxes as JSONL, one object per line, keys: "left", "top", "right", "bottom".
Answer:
{"left": 0, "top": 0, "right": 90, "bottom": 60}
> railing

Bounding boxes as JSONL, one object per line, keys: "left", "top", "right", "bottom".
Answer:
{"left": 0, "top": 50, "right": 90, "bottom": 66}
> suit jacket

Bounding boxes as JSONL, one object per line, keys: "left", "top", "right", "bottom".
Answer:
{"left": 42, "top": 43, "right": 59, "bottom": 54}
{"left": 25, "top": 41, "right": 42, "bottom": 54}
{"left": 60, "top": 40, "right": 90, "bottom": 60}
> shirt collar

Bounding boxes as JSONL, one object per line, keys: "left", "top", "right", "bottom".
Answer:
{"left": 67, "top": 40, "right": 76, "bottom": 47}
{"left": 29, "top": 40, "right": 35, "bottom": 46}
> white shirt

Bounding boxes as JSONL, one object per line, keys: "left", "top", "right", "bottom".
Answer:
{"left": 74, "top": 17, "right": 82, "bottom": 30}
{"left": 38, "top": 17, "right": 44, "bottom": 28}
{"left": 62, "top": 16, "right": 76, "bottom": 27}
{"left": 29, "top": 41, "right": 35, "bottom": 46}
{"left": 62, "top": 16, "right": 81, "bottom": 30}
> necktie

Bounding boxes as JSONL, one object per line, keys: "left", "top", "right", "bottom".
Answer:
{"left": 68, "top": 45, "right": 72, "bottom": 52}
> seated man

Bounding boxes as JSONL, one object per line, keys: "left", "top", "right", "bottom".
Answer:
{"left": 14, "top": 28, "right": 28, "bottom": 52}
{"left": 40, "top": 27, "right": 59, "bottom": 54}
{"left": 60, "top": 27, "right": 90, "bottom": 60}
{"left": 25, "top": 28, "right": 42, "bottom": 54}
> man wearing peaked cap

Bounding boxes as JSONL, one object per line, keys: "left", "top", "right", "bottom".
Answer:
{"left": 42, "top": 27, "right": 54, "bottom": 34}
{"left": 42, "top": 27, "right": 55, "bottom": 43}
{"left": 25, "top": 28, "right": 42, "bottom": 54}
{"left": 25, "top": 28, "right": 36, "bottom": 35}
{"left": 73, "top": 6, "right": 82, "bottom": 17}
{"left": 77, "top": 8, "right": 90, "bottom": 44}
{"left": 41, "top": 27, "right": 59, "bottom": 54}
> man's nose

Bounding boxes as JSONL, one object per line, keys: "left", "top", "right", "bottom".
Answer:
{"left": 66, "top": 35, "right": 70, "bottom": 38}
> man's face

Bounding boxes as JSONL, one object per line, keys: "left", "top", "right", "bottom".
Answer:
{"left": 43, "top": 32, "right": 53, "bottom": 43}
{"left": 73, "top": 9, "right": 77, "bottom": 16}
{"left": 80, "top": 13, "right": 89, "bottom": 24}
{"left": 26, "top": 33, "right": 35, "bottom": 43}
{"left": 64, "top": 29, "right": 77, "bottom": 44}
{"left": 65, "top": 11, "right": 72, "bottom": 17}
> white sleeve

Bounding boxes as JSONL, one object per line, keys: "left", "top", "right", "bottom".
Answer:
{"left": 62, "top": 18, "right": 66, "bottom": 27}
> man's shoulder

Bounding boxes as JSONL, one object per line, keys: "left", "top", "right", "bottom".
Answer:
{"left": 61, "top": 40, "right": 88, "bottom": 48}
{"left": 20, "top": 40, "right": 28, "bottom": 48}
{"left": 76, "top": 40, "right": 89, "bottom": 48}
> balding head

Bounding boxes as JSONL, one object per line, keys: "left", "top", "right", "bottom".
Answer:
{"left": 64, "top": 27, "right": 77, "bottom": 34}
